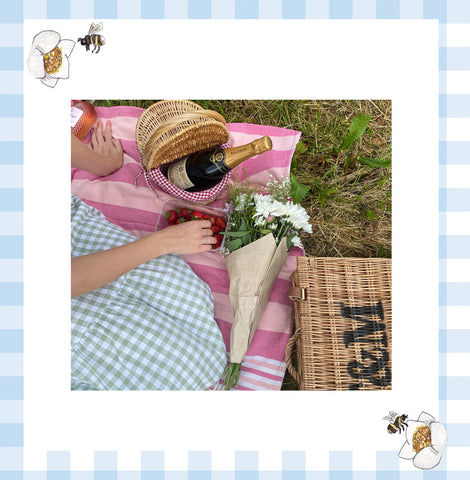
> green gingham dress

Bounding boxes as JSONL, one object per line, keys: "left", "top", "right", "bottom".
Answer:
{"left": 71, "top": 195, "right": 226, "bottom": 390}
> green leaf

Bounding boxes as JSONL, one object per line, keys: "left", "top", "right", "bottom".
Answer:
{"left": 290, "top": 173, "right": 310, "bottom": 204}
{"left": 291, "top": 140, "right": 308, "bottom": 171}
{"left": 225, "top": 238, "right": 243, "bottom": 251}
{"left": 223, "top": 231, "right": 250, "bottom": 237}
{"left": 340, "top": 113, "right": 371, "bottom": 150}
{"left": 357, "top": 156, "right": 391, "bottom": 168}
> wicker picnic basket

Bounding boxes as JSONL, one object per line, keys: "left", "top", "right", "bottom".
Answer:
{"left": 136, "top": 100, "right": 230, "bottom": 170}
{"left": 135, "top": 100, "right": 231, "bottom": 203}
{"left": 286, "top": 256, "right": 392, "bottom": 391}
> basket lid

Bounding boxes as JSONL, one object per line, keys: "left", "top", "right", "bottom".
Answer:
{"left": 136, "top": 100, "right": 230, "bottom": 171}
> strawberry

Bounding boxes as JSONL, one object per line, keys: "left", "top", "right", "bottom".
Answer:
{"left": 212, "top": 233, "right": 224, "bottom": 250}
{"left": 202, "top": 214, "right": 210, "bottom": 220}
{"left": 192, "top": 211, "right": 204, "bottom": 220}
{"left": 177, "top": 217, "right": 186, "bottom": 224}
{"left": 215, "top": 216, "right": 226, "bottom": 229}
{"left": 211, "top": 225, "right": 221, "bottom": 234}
{"left": 165, "top": 210, "right": 178, "bottom": 224}
{"left": 179, "top": 208, "right": 190, "bottom": 219}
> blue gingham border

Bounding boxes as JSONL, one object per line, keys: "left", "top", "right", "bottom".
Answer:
{"left": 2, "top": 0, "right": 469, "bottom": 477}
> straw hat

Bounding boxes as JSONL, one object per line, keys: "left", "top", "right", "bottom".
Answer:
{"left": 135, "top": 100, "right": 230, "bottom": 171}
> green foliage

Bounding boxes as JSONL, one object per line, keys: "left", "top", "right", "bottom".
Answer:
{"left": 290, "top": 140, "right": 310, "bottom": 204}
{"left": 340, "top": 113, "right": 371, "bottom": 150}
{"left": 290, "top": 173, "right": 310, "bottom": 205}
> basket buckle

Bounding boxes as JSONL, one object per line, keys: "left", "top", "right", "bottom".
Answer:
{"left": 289, "top": 286, "right": 305, "bottom": 302}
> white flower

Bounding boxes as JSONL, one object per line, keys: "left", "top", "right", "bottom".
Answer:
{"left": 398, "top": 412, "right": 447, "bottom": 470}
{"left": 27, "top": 30, "right": 75, "bottom": 88}
{"left": 277, "top": 201, "right": 312, "bottom": 233}
{"left": 234, "top": 193, "right": 250, "bottom": 212}
{"left": 253, "top": 194, "right": 277, "bottom": 219}
{"left": 291, "top": 235, "right": 303, "bottom": 248}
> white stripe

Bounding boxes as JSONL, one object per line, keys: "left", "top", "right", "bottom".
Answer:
{"left": 0, "top": 24, "right": 23, "bottom": 46}
{"left": 117, "top": 0, "right": 140, "bottom": 18}
{"left": 212, "top": 0, "right": 235, "bottom": 19}
{"left": 447, "top": 118, "right": 470, "bottom": 142}
{"left": 445, "top": 306, "right": 470, "bottom": 329}
{"left": 0, "top": 400, "right": 22, "bottom": 423}
{"left": 245, "top": 354, "right": 286, "bottom": 368}
{"left": 0, "top": 72, "right": 23, "bottom": 94}
{"left": 0, "top": 212, "right": 23, "bottom": 235}
{"left": 446, "top": 447, "right": 470, "bottom": 470}
{"left": 259, "top": 0, "right": 282, "bottom": 19}
{"left": 447, "top": 71, "right": 470, "bottom": 95}
{"left": 447, "top": 212, "right": 470, "bottom": 235}
{"left": 0, "top": 166, "right": 22, "bottom": 188}
{"left": 0, "top": 353, "right": 22, "bottom": 376}
{"left": 164, "top": 0, "right": 188, "bottom": 19}
{"left": 243, "top": 359, "right": 285, "bottom": 377}
{"left": 447, "top": 165, "right": 470, "bottom": 189}
{"left": 0, "top": 260, "right": 23, "bottom": 282}
{"left": 229, "top": 131, "right": 300, "bottom": 151}
{"left": 0, "top": 307, "right": 23, "bottom": 329}
{"left": 446, "top": 24, "right": 470, "bottom": 47}
{"left": 447, "top": 259, "right": 470, "bottom": 282}
{"left": 0, "top": 119, "right": 22, "bottom": 142}
{"left": 446, "top": 353, "right": 470, "bottom": 377}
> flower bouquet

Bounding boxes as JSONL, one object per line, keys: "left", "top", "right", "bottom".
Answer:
{"left": 221, "top": 175, "right": 312, "bottom": 390}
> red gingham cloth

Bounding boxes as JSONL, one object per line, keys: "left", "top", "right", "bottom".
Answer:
{"left": 136, "top": 143, "right": 232, "bottom": 203}
{"left": 144, "top": 165, "right": 231, "bottom": 203}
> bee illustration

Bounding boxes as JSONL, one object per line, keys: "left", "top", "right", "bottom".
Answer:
{"left": 78, "top": 22, "right": 105, "bottom": 53}
{"left": 383, "top": 411, "right": 408, "bottom": 434}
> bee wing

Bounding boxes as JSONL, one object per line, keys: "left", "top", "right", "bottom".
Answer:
{"left": 389, "top": 411, "right": 398, "bottom": 417}
{"left": 88, "top": 22, "right": 103, "bottom": 35}
{"left": 383, "top": 415, "right": 393, "bottom": 421}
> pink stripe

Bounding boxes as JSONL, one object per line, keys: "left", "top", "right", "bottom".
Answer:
{"left": 96, "top": 105, "right": 143, "bottom": 119}
{"left": 79, "top": 199, "right": 158, "bottom": 233}
{"left": 71, "top": 180, "right": 161, "bottom": 235}
{"left": 238, "top": 373, "right": 281, "bottom": 390}
{"left": 244, "top": 357, "right": 287, "bottom": 375}
{"left": 71, "top": 153, "right": 142, "bottom": 183}
{"left": 227, "top": 122, "right": 301, "bottom": 139}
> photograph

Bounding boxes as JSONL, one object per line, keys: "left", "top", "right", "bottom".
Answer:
{"left": 71, "top": 99, "right": 392, "bottom": 391}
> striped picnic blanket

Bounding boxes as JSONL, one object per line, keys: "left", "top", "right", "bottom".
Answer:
{"left": 71, "top": 105, "right": 304, "bottom": 390}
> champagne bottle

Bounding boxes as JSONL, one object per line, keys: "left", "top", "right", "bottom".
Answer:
{"left": 165, "top": 136, "right": 273, "bottom": 192}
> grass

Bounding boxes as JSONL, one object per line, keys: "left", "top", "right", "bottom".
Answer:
{"left": 93, "top": 99, "right": 392, "bottom": 389}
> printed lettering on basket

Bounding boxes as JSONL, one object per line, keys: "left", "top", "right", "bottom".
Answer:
{"left": 340, "top": 301, "right": 391, "bottom": 390}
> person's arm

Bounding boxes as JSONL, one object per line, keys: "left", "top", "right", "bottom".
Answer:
{"left": 71, "top": 121, "right": 124, "bottom": 176}
{"left": 71, "top": 219, "right": 217, "bottom": 298}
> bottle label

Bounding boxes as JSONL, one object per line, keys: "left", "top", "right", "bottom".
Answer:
{"left": 71, "top": 107, "right": 84, "bottom": 127}
{"left": 210, "top": 151, "right": 230, "bottom": 173}
{"left": 167, "top": 157, "right": 195, "bottom": 190}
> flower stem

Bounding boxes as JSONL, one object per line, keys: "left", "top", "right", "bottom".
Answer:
{"left": 221, "top": 362, "right": 242, "bottom": 390}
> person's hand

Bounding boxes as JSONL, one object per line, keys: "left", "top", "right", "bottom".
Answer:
{"left": 88, "top": 120, "right": 124, "bottom": 174}
{"left": 157, "top": 219, "right": 217, "bottom": 255}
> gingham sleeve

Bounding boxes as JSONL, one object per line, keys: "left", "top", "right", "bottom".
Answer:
{"left": 70, "top": 195, "right": 226, "bottom": 390}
